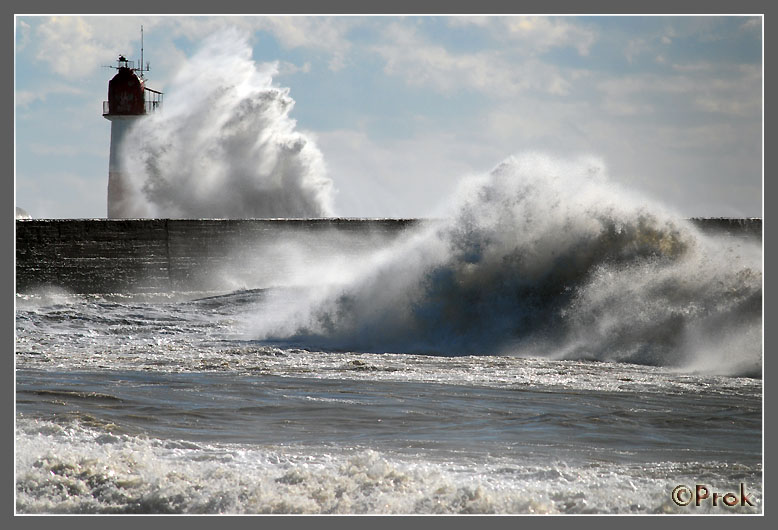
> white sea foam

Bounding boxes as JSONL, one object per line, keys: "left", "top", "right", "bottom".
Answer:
{"left": 14, "top": 418, "right": 761, "bottom": 514}
{"left": 117, "top": 28, "right": 333, "bottom": 218}
{"left": 244, "top": 153, "right": 761, "bottom": 376}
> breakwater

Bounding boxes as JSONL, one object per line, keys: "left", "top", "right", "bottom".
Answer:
{"left": 15, "top": 218, "right": 760, "bottom": 294}
{"left": 15, "top": 219, "right": 419, "bottom": 294}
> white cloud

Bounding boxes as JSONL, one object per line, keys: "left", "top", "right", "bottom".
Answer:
{"left": 252, "top": 17, "right": 354, "bottom": 71}
{"left": 16, "top": 91, "right": 40, "bottom": 107}
{"left": 25, "top": 15, "right": 181, "bottom": 79}
{"left": 502, "top": 17, "right": 597, "bottom": 56}
{"left": 597, "top": 63, "right": 760, "bottom": 118}
{"left": 449, "top": 16, "right": 597, "bottom": 56}
{"left": 692, "top": 95, "right": 759, "bottom": 117}
{"left": 624, "top": 37, "right": 650, "bottom": 64}
{"left": 624, "top": 25, "right": 677, "bottom": 64}
{"left": 32, "top": 17, "right": 140, "bottom": 76}
{"left": 15, "top": 83, "right": 86, "bottom": 108}
{"left": 15, "top": 19, "right": 31, "bottom": 51}
{"left": 600, "top": 100, "right": 655, "bottom": 117}
{"left": 161, "top": 16, "right": 356, "bottom": 71}
{"left": 277, "top": 61, "right": 312, "bottom": 76}
{"left": 446, "top": 16, "right": 491, "bottom": 28}
{"left": 373, "top": 23, "right": 581, "bottom": 97}
{"left": 34, "top": 17, "right": 103, "bottom": 75}
{"left": 739, "top": 17, "right": 761, "bottom": 33}
{"left": 25, "top": 16, "right": 354, "bottom": 80}
{"left": 671, "top": 62, "right": 714, "bottom": 73}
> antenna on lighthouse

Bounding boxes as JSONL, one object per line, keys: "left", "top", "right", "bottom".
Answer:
{"left": 140, "top": 25, "right": 145, "bottom": 79}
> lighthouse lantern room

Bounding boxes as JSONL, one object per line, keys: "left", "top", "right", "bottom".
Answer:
{"left": 102, "top": 27, "right": 162, "bottom": 218}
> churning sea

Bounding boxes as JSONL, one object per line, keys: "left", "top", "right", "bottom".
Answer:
{"left": 15, "top": 157, "right": 763, "bottom": 515}
{"left": 14, "top": 287, "right": 762, "bottom": 514}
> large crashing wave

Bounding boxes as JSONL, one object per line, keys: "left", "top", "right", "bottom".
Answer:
{"left": 117, "top": 28, "right": 334, "bottom": 218}
{"left": 248, "top": 153, "right": 762, "bottom": 377}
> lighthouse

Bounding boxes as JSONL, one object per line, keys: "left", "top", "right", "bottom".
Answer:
{"left": 102, "top": 31, "right": 162, "bottom": 218}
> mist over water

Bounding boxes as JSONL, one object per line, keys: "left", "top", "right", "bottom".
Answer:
{"left": 118, "top": 28, "right": 333, "bottom": 218}
{"left": 247, "top": 153, "right": 762, "bottom": 377}
{"left": 102, "top": 28, "right": 761, "bottom": 377}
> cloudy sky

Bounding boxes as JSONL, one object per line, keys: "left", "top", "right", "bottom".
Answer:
{"left": 15, "top": 15, "right": 762, "bottom": 219}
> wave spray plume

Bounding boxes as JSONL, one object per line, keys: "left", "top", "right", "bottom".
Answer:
{"left": 117, "top": 28, "right": 334, "bottom": 218}
{"left": 248, "top": 153, "right": 762, "bottom": 377}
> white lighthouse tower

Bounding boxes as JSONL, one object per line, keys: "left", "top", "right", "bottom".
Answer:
{"left": 102, "top": 30, "right": 162, "bottom": 217}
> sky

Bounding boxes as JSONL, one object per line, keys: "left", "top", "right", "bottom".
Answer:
{"left": 14, "top": 15, "right": 763, "bottom": 219}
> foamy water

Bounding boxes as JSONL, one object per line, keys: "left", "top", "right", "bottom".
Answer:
{"left": 16, "top": 284, "right": 762, "bottom": 514}
{"left": 15, "top": 415, "right": 760, "bottom": 514}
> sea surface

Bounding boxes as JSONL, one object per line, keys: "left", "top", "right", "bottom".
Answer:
{"left": 15, "top": 283, "right": 762, "bottom": 514}
{"left": 15, "top": 157, "right": 763, "bottom": 514}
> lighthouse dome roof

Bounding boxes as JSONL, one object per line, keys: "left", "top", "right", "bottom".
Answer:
{"left": 107, "top": 67, "right": 145, "bottom": 115}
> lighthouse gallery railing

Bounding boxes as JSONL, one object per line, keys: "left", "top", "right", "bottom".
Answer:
{"left": 102, "top": 99, "right": 162, "bottom": 116}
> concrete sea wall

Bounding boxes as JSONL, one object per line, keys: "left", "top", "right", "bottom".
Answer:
{"left": 15, "top": 218, "right": 761, "bottom": 294}
{"left": 15, "top": 219, "right": 419, "bottom": 294}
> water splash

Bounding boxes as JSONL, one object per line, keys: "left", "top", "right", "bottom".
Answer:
{"left": 247, "top": 153, "right": 762, "bottom": 376}
{"left": 117, "top": 28, "right": 334, "bottom": 218}
{"left": 16, "top": 418, "right": 761, "bottom": 513}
